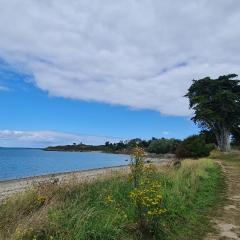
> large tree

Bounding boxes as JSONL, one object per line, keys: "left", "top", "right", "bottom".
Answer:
{"left": 186, "top": 74, "right": 240, "bottom": 152}
{"left": 232, "top": 127, "right": 240, "bottom": 145}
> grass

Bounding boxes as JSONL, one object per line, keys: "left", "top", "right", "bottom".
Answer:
{"left": 0, "top": 158, "right": 224, "bottom": 240}
{"left": 211, "top": 149, "right": 240, "bottom": 162}
{"left": 210, "top": 149, "right": 240, "bottom": 172}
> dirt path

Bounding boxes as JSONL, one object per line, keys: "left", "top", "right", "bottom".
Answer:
{"left": 206, "top": 159, "right": 240, "bottom": 240}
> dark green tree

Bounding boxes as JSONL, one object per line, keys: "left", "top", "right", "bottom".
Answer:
{"left": 199, "top": 130, "right": 217, "bottom": 145}
{"left": 232, "top": 127, "right": 240, "bottom": 146}
{"left": 127, "top": 138, "right": 142, "bottom": 148}
{"left": 186, "top": 74, "right": 240, "bottom": 152}
{"left": 147, "top": 138, "right": 181, "bottom": 154}
{"left": 176, "top": 135, "right": 214, "bottom": 159}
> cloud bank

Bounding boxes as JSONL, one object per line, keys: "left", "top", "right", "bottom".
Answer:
{"left": 0, "top": 0, "right": 239, "bottom": 115}
{"left": 0, "top": 130, "right": 120, "bottom": 148}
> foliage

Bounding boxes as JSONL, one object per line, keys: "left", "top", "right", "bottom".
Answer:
{"left": 176, "top": 135, "right": 214, "bottom": 159}
{"left": 0, "top": 158, "right": 223, "bottom": 240}
{"left": 129, "top": 148, "right": 166, "bottom": 237}
{"left": 45, "top": 137, "right": 181, "bottom": 155}
{"left": 185, "top": 74, "right": 240, "bottom": 152}
{"left": 147, "top": 138, "right": 181, "bottom": 154}
{"left": 200, "top": 130, "right": 217, "bottom": 145}
{"left": 231, "top": 127, "right": 240, "bottom": 146}
{"left": 200, "top": 129, "right": 240, "bottom": 148}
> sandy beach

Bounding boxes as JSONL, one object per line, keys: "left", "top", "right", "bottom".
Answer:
{"left": 0, "top": 157, "right": 171, "bottom": 202}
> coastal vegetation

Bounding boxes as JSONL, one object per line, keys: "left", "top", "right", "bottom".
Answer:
{"left": 45, "top": 136, "right": 210, "bottom": 159}
{"left": 44, "top": 133, "right": 226, "bottom": 160}
{"left": 175, "top": 135, "right": 214, "bottom": 159}
{"left": 45, "top": 73, "right": 240, "bottom": 158}
{"left": 186, "top": 74, "right": 240, "bottom": 152}
{"left": 44, "top": 137, "right": 181, "bottom": 155}
{"left": 0, "top": 149, "right": 224, "bottom": 240}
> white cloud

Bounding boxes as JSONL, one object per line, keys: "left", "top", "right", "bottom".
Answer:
{"left": 162, "top": 131, "right": 169, "bottom": 136}
{"left": 0, "top": 130, "right": 120, "bottom": 148}
{"left": 0, "top": 0, "right": 239, "bottom": 115}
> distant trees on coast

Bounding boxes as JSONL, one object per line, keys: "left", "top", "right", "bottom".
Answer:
{"left": 45, "top": 137, "right": 181, "bottom": 155}
{"left": 46, "top": 74, "right": 240, "bottom": 156}
{"left": 44, "top": 135, "right": 213, "bottom": 159}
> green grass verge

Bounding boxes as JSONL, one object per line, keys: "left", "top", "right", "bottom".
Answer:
{"left": 211, "top": 149, "right": 240, "bottom": 162}
{"left": 210, "top": 150, "right": 240, "bottom": 172}
{"left": 0, "top": 158, "right": 223, "bottom": 240}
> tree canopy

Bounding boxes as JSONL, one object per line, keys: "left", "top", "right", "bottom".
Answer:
{"left": 147, "top": 138, "right": 180, "bottom": 154}
{"left": 185, "top": 74, "right": 240, "bottom": 152}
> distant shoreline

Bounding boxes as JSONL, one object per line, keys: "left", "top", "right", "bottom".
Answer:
{"left": 0, "top": 165, "right": 129, "bottom": 202}
{"left": 0, "top": 158, "right": 170, "bottom": 201}
{"left": 0, "top": 164, "right": 128, "bottom": 183}
{"left": 44, "top": 149, "right": 121, "bottom": 154}
{"left": 44, "top": 148, "right": 131, "bottom": 155}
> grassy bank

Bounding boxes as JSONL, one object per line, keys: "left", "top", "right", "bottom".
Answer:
{"left": 0, "top": 158, "right": 223, "bottom": 240}
{"left": 211, "top": 149, "right": 240, "bottom": 162}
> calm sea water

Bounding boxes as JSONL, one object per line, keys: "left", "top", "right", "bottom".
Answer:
{"left": 0, "top": 148, "right": 130, "bottom": 180}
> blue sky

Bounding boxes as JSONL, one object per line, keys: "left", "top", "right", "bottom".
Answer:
{"left": 0, "top": 62, "right": 198, "bottom": 147}
{"left": 0, "top": 1, "right": 239, "bottom": 147}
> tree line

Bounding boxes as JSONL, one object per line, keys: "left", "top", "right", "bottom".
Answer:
{"left": 45, "top": 137, "right": 181, "bottom": 155}
{"left": 46, "top": 74, "right": 240, "bottom": 158}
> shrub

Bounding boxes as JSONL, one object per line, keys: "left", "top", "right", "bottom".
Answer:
{"left": 105, "top": 147, "right": 167, "bottom": 238}
{"left": 129, "top": 148, "right": 166, "bottom": 237}
{"left": 147, "top": 138, "right": 181, "bottom": 154}
{"left": 176, "top": 135, "right": 214, "bottom": 159}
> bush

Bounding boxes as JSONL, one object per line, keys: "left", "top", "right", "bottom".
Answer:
{"left": 176, "top": 135, "right": 214, "bottom": 159}
{"left": 147, "top": 138, "right": 181, "bottom": 154}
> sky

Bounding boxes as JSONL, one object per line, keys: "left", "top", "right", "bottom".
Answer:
{"left": 0, "top": 0, "right": 239, "bottom": 147}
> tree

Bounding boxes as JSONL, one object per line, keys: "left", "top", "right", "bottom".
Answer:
{"left": 199, "top": 130, "right": 218, "bottom": 145}
{"left": 186, "top": 74, "right": 240, "bottom": 152}
{"left": 127, "top": 138, "right": 142, "bottom": 148}
{"left": 176, "top": 135, "right": 214, "bottom": 159}
{"left": 232, "top": 127, "right": 240, "bottom": 146}
{"left": 147, "top": 138, "right": 181, "bottom": 154}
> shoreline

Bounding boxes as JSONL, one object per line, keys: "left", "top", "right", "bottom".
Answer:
{"left": 44, "top": 149, "right": 131, "bottom": 155}
{"left": 0, "top": 164, "right": 128, "bottom": 183}
{"left": 0, "top": 155, "right": 171, "bottom": 183}
{"left": 0, "top": 158, "right": 170, "bottom": 202}
{"left": 0, "top": 165, "right": 130, "bottom": 202}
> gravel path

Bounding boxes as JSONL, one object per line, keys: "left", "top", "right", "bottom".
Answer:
{"left": 205, "top": 159, "right": 240, "bottom": 240}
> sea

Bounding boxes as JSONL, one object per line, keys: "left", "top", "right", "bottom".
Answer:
{"left": 0, "top": 148, "right": 130, "bottom": 181}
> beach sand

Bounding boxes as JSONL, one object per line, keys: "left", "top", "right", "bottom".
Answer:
{"left": 0, "top": 165, "right": 130, "bottom": 202}
{"left": 0, "top": 157, "right": 170, "bottom": 202}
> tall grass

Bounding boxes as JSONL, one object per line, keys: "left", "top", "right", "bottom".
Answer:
{"left": 0, "top": 158, "right": 223, "bottom": 240}
{"left": 210, "top": 149, "right": 240, "bottom": 162}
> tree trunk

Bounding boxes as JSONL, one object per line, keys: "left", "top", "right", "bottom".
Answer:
{"left": 215, "top": 133, "right": 221, "bottom": 151}
{"left": 218, "top": 127, "right": 231, "bottom": 152}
